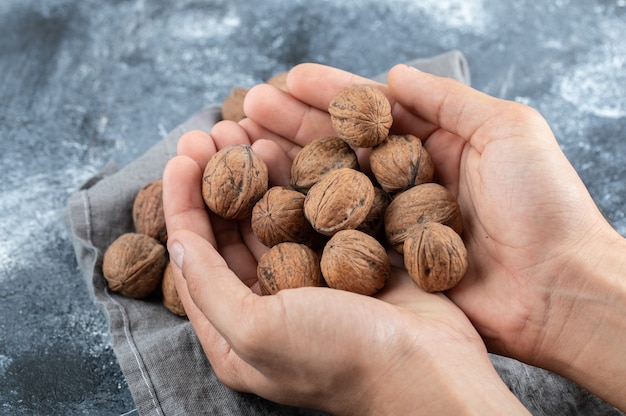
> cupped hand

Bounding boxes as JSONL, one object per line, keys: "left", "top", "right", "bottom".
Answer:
{"left": 163, "top": 126, "right": 524, "bottom": 414}
{"left": 240, "top": 63, "right": 620, "bottom": 369}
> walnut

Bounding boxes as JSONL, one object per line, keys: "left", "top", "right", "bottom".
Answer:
{"left": 290, "top": 136, "right": 359, "bottom": 194}
{"left": 162, "top": 262, "right": 186, "bottom": 317}
{"left": 403, "top": 222, "right": 468, "bottom": 292}
{"left": 251, "top": 186, "right": 319, "bottom": 247}
{"left": 102, "top": 232, "right": 167, "bottom": 299}
{"left": 304, "top": 168, "right": 374, "bottom": 236}
{"left": 266, "top": 71, "right": 289, "bottom": 91}
{"left": 328, "top": 84, "right": 393, "bottom": 148}
{"left": 320, "top": 229, "right": 390, "bottom": 295}
{"left": 384, "top": 183, "right": 463, "bottom": 253}
{"left": 356, "top": 186, "right": 390, "bottom": 238}
{"left": 132, "top": 179, "right": 167, "bottom": 244}
{"left": 221, "top": 87, "right": 249, "bottom": 122}
{"left": 202, "top": 144, "right": 269, "bottom": 220}
{"left": 369, "top": 134, "right": 434, "bottom": 193}
{"left": 257, "top": 242, "right": 322, "bottom": 295}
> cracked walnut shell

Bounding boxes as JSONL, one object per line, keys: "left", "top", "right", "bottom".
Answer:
{"left": 320, "top": 229, "right": 390, "bottom": 296}
{"left": 102, "top": 232, "right": 167, "bottom": 299}
{"left": 257, "top": 242, "right": 322, "bottom": 295}
{"left": 403, "top": 222, "right": 468, "bottom": 292}
{"left": 328, "top": 84, "right": 392, "bottom": 148}
{"left": 202, "top": 144, "right": 269, "bottom": 220}
{"left": 304, "top": 168, "right": 374, "bottom": 236}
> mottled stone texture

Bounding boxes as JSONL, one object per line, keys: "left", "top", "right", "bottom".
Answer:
{"left": 1, "top": 0, "right": 624, "bottom": 414}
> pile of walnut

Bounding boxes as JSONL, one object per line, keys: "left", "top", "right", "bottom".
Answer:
{"left": 101, "top": 79, "right": 468, "bottom": 317}
{"left": 206, "top": 82, "right": 468, "bottom": 296}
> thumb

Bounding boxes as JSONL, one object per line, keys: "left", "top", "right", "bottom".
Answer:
{"left": 168, "top": 229, "right": 252, "bottom": 333}
{"left": 387, "top": 64, "right": 546, "bottom": 153}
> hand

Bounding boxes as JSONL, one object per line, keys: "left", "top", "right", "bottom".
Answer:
{"left": 163, "top": 130, "right": 527, "bottom": 414}
{"left": 241, "top": 63, "right": 626, "bottom": 410}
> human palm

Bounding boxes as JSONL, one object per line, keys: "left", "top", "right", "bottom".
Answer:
{"left": 238, "top": 63, "right": 612, "bottom": 366}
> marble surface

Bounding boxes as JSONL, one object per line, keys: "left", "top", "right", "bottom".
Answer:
{"left": 0, "top": 0, "right": 624, "bottom": 414}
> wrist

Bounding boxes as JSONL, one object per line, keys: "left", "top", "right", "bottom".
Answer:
{"left": 534, "top": 228, "right": 626, "bottom": 410}
{"left": 353, "top": 340, "right": 529, "bottom": 415}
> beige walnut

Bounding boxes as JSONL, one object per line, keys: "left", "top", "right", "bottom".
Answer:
{"left": 328, "top": 84, "right": 392, "bottom": 148}
{"left": 221, "top": 87, "right": 248, "bottom": 122}
{"left": 102, "top": 232, "right": 167, "bottom": 299}
{"left": 202, "top": 144, "right": 269, "bottom": 220}
{"left": 133, "top": 179, "right": 167, "bottom": 244}
{"left": 162, "top": 262, "right": 186, "bottom": 317}
{"left": 257, "top": 242, "right": 322, "bottom": 295}
{"left": 403, "top": 222, "right": 468, "bottom": 292}
{"left": 369, "top": 134, "right": 434, "bottom": 193}
{"left": 384, "top": 183, "right": 463, "bottom": 253}
{"left": 304, "top": 168, "right": 374, "bottom": 236}
{"left": 320, "top": 229, "right": 390, "bottom": 296}
{"left": 251, "top": 186, "right": 319, "bottom": 247}
{"left": 290, "top": 136, "right": 359, "bottom": 194}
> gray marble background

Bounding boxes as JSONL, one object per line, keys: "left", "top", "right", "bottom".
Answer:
{"left": 1, "top": 0, "right": 624, "bottom": 414}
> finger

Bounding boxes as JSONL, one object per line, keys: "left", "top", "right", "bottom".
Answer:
{"left": 387, "top": 64, "right": 551, "bottom": 152}
{"left": 176, "top": 130, "right": 217, "bottom": 171}
{"left": 250, "top": 138, "right": 293, "bottom": 187}
{"left": 211, "top": 215, "right": 259, "bottom": 288}
{"left": 210, "top": 119, "right": 253, "bottom": 148}
{"left": 286, "top": 63, "right": 439, "bottom": 142}
{"left": 239, "top": 117, "right": 303, "bottom": 161}
{"left": 244, "top": 83, "right": 336, "bottom": 147}
{"left": 163, "top": 155, "right": 215, "bottom": 245}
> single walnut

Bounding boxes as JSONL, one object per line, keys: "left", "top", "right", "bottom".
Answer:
{"left": 102, "top": 233, "right": 167, "bottom": 299}
{"left": 384, "top": 183, "right": 463, "bottom": 253}
{"left": 251, "top": 186, "right": 319, "bottom": 247}
{"left": 403, "top": 222, "right": 468, "bottom": 292}
{"left": 304, "top": 168, "right": 374, "bottom": 236}
{"left": 132, "top": 179, "right": 167, "bottom": 244}
{"left": 162, "top": 262, "right": 186, "bottom": 317}
{"left": 328, "top": 84, "right": 393, "bottom": 148}
{"left": 202, "top": 144, "right": 269, "bottom": 220}
{"left": 257, "top": 242, "right": 322, "bottom": 295}
{"left": 290, "top": 136, "right": 359, "bottom": 194}
{"left": 320, "top": 229, "right": 390, "bottom": 295}
{"left": 369, "top": 134, "right": 434, "bottom": 193}
{"left": 266, "top": 71, "right": 289, "bottom": 92}
{"left": 221, "top": 87, "right": 249, "bottom": 122}
{"left": 356, "top": 186, "right": 390, "bottom": 238}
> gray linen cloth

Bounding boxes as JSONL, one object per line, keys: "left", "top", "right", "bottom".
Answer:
{"left": 66, "top": 51, "right": 621, "bottom": 415}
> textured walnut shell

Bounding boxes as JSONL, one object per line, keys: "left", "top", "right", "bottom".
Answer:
{"left": 221, "top": 87, "right": 248, "bottom": 122}
{"left": 202, "top": 144, "right": 269, "bottom": 220}
{"left": 304, "top": 168, "right": 374, "bottom": 236}
{"left": 320, "top": 229, "right": 390, "bottom": 295}
{"left": 251, "top": 186, "right": 318, "bottom": 247}
{"left": 290, "top": 136, "right": 359, "bottom": 194}
{"left": 162, "top": 262, "right": 186, "bottom": 317}
{"left": 369, "top": 134, "right": 434, "bottom": 193}
{"left": 257, "top": 243, "right": 322, "bottom": 295}
{"left": 266, "top": 71, "right": 288, "bottom": 91}
{"left": 356, "top": 186, "right": 390, "bottom": 238}
{"left": 102, "top": 233, "right": 167, "bottom": 299}
{"left": 403, "top": 222, "right": 468, "bottom": 292}
{"left": 132, "top": 179, "right": 167, "bottom": 244}
{"left": 328, "top": 84, "right": 392, "bottom": 148}
{"left": 384, "top": 183, "right": 463, "bottom": 253}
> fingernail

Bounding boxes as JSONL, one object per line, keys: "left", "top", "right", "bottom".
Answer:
{"left": 169, "top": 241, "right": 185, "bottom": 270}
{"left": 407, "top": 65, "right": 422, "bottom": 72}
